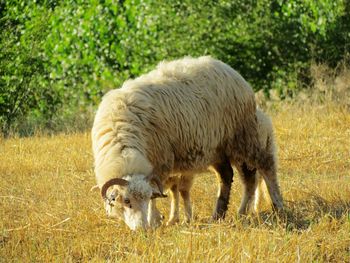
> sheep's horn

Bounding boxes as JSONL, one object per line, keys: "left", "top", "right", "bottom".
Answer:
{"left": 101, "top": 178, "right": 129, "bottom": 199}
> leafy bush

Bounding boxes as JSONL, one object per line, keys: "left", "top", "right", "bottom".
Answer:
{"left": 0, "top": 2, "right": 60, "bottom": 136}
{"left": 0, "top": 0, "right": 348, "bottom": 135}
{"left": 315, "top": 0, "right": 350, "bottom": 66}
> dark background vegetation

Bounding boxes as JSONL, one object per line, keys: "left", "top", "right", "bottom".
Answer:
{"left": 0, "top": 0, "right": 349, "bottom": 136}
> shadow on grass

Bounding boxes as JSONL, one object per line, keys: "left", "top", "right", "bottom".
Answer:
{"left": 256, "top": 193, "right": 350, "bottom": 231}
{"left": 190, "top": 192, "right": 350, "bottom": 232}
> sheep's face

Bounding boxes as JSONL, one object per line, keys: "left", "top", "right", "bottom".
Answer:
{"left": 104, "top": 184, "right": 151, "bottom": 230}
{"left": 101, "top": 175, "right": 166, "bottom": 230}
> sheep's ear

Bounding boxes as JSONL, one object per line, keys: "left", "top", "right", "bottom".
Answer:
{"left": 150, "top": 177, "right": 167, "bottom": 199}
{"left": 151, "top": 189, "right": 167, "bottom": 199}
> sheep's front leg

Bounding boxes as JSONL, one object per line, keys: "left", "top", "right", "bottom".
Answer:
{"left": 212, "top": 157, "right": 234, "bottom": 220}
{"left": 167, "top": 183, "right": 180, "bottom": 225}
{"left": 148, "top": 199, "right": 163, "bottom": 228}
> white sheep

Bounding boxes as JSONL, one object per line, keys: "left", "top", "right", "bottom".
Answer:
{"left": 92, "top": 56, "right": 283, "bottom": 230}
{"left": 160, "top": 108, "right": 277, "bottom": 225}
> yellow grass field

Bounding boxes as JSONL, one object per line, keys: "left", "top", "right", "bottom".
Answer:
{"left": 1, "top": 102, "right": 349, "bottom": 262}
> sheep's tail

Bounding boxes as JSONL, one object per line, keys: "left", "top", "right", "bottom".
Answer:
{"left": 254, "top": 173, "right": 271, "bottom": 213}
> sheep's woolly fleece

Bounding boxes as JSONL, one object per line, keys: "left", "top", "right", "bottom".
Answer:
{"left": 163, "top": 108, "right": 278, "bottom": 221}
{"left": 255, "top": 109, "right": 277, "bottom": 164}
{"left": 92, "top": 56, "right": 257, "bottom": 187}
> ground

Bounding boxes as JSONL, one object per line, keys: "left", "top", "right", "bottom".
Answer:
{"left": 0, "top": 102, "right": 349, "bottom": 262}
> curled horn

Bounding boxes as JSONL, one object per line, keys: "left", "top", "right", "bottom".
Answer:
{"left": 101, "top": 178, "right": 129, "bottom": 199}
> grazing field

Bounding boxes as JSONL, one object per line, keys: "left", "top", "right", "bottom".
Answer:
{"left": 1, "top": 102, "right": 349, "bottom": 262}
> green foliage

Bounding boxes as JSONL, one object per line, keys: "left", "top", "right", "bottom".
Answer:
{"left": 316, "top": 0, "right": 350, "bottom": 66}
{"left": 0, "top": 0, "right": 348, "bottom": 135}
{"left": 0, "top": 2, "right": 60, "bottom": 136}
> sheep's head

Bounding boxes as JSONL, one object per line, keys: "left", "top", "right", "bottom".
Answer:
{"left": 100, "top": 175, "right": 166, "bottom": 230}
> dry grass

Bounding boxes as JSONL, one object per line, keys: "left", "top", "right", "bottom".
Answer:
{"left": 256, "top": 62, "right": 350, "bottom": 111}
{"left": 1, "top": 102, "right": 349, "bottom": 262}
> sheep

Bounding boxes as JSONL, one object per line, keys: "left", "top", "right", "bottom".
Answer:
{"left": 91, "top": 56, "right": 283, "bottom": 230}
{"left": 159, "top": 108, "right": 277, "bottom": 225}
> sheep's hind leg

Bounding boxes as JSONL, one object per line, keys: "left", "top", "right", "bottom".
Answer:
{"left": 166, "top": 183, "right": 180, "bottom": 225}
{"left": 212, "top": 157, "right": 234, "bottom": 220}
{"left": 237, "top": 162, "right": 257, "bottom": 215}
{"left": 253, "top": 174, "right": 265, "bottom": 213}
{"left": 259, "top": 166, "right": 283, "bottom": 212}
{"left": 180, "top": 189, "right": 192, "bottom": 223}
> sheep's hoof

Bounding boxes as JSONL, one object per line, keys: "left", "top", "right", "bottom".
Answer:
{"left": 272, "top": 202, "right": 284, "bottom": 214}
{"left": 181, "top": 219, "right": 191, "bottom": 225}
{"left": 238, "top": 208, "right": 248, "bottom": 216}
{"left": 149, "top": 213, "right": 164, "bottom": 228}
{"left": 212, "top": 212, "right": 225, "bottom": 221}
{"left": 166, "top": 218, "right": 179, "bottom": 226}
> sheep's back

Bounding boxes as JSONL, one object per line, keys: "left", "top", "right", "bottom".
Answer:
{"left": 93, "top": 56, "right": 257, "bottom": 178}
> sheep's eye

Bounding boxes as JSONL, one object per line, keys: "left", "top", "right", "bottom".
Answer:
{"left": 110, "top": 194, "right": 116, "bottom": 202}
{"left": 124, "top": 198, "right": 130, "bottom": 204}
